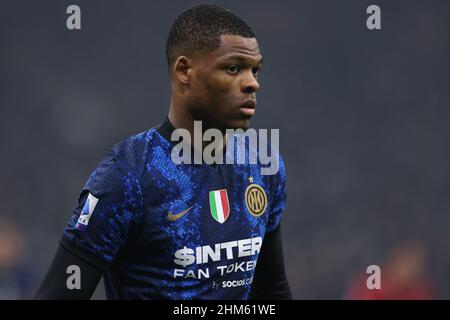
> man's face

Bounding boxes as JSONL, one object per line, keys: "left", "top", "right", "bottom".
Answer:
{"left": 188, "top": 34, "right": 262, "bottom": 130}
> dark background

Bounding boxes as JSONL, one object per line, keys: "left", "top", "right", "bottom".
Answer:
{"left": 1, "top": 0, "right": 449, "bottom": 299}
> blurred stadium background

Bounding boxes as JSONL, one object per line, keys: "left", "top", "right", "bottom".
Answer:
{"left": 1, "top": 0, "right": 450, "bottom": 299}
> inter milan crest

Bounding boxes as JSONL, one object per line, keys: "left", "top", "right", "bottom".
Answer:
{"left": 245, "top": 177, "right": 268, "bottom": 217}
{"left": 209, "top": 189, "right": 230, "bottom": 224}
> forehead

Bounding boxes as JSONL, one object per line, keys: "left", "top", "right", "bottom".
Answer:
{"left": 207, "top": 34, "right": 262, "bottom": 63}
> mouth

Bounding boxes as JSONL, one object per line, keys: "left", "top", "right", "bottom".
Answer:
{"left": 239, "top": 100, "right": 257, "bottom": 117}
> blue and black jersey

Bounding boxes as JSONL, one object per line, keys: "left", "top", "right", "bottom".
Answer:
{"left": 59, "top": 118, "right": 288, "bottom": 300}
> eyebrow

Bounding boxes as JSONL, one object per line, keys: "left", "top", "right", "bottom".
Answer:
{"left": 221, "top": 55, "right": 263, "bottom": 65}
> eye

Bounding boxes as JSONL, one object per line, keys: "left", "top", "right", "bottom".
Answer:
{"left": 252, "top": 67, "right": 261, "bottom": 76}
{"left": 226, "top": 65, "right": 240, "bottom": 74}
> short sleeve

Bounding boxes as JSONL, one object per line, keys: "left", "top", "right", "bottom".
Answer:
{"left": 62, "top": 151, "right": 143, "bottom": 265}
{"left": 266, "top": 155, "right": 287, "bottom": 233}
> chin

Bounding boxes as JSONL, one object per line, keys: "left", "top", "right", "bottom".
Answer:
{"left": 225, "top": 119, "right": 251, "bottom": 130}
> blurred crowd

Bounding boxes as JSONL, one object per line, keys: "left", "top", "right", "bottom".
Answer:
{"left": 0, "top": 219, "right": 37, "bottom": 299}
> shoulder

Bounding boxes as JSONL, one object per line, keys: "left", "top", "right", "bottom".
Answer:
{"left": 108, "top": 127, "right": 165, "bottom": 177}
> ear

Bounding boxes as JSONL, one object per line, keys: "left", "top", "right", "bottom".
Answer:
{"left": 173, "top": 56, "right": 192, "bottom": 85}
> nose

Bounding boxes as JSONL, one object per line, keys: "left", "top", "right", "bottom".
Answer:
{"left": 241, "top": 71, "right": 260, "bottom": 94}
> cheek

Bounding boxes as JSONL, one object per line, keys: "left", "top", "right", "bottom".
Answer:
{"left": 204, "top": 73, "right": 236, "bottom": 99}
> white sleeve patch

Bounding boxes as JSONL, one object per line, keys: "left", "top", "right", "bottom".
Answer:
{"left": 76, "top": 193, "right": 99, "bottom": 227}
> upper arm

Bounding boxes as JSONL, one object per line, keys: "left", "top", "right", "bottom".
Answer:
{"left": 249, "top": 225, "right": 292, "bottom": 300}
{"left": 267, "top": 154, "right": 287, "bottom": 232}
{"left": 62, "top": 151, "right": 143, "bottom": 267}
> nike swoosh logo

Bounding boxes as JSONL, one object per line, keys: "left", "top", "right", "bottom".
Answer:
{"left": 167, "top": 207, "right": 193, "bottom": 221}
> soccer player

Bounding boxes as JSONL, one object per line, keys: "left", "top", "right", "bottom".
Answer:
{"left": 35, "top": 4, "right": 292, "bottom": 300}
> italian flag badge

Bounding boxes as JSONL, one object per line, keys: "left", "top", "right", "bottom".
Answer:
{"left": 209, "top": 189, "right": 230, "bottom": 224}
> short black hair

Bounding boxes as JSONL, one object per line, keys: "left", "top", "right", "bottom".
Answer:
{"left": 166, "top": 4, "right": 256, "bottom": 68}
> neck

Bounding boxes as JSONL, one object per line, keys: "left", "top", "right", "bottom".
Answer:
{"left": 168, "top": 97, "right": 195, "bottom": 137}
{"left": 167, "top": 97, "right": 228, "bottom": 152}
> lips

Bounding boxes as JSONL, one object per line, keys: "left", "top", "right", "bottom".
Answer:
{"left": 239, "top": 100, "right": 257, "bottom": 117}
{"left": 240, "top": 100, "right": 256, "bottom": 109}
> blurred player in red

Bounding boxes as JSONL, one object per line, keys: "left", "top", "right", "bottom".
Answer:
{"left": 345, "top": 239, "right": 435, "bottom": 300}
